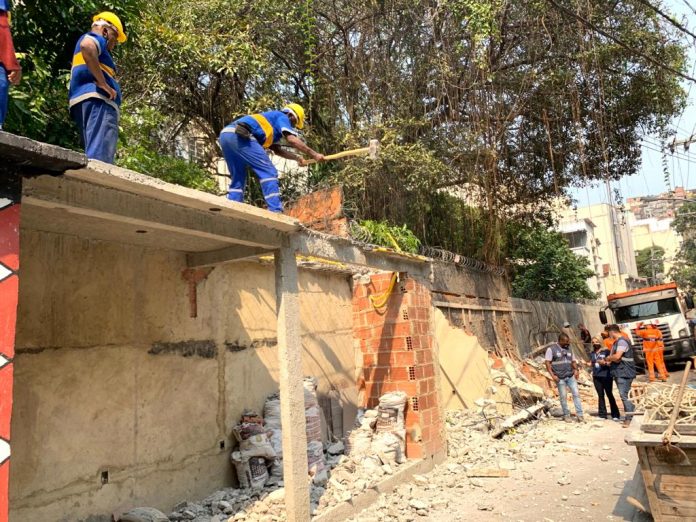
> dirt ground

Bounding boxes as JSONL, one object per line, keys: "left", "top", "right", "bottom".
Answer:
{"left": 353, "top": 414, "right": 653, "bottom": 522}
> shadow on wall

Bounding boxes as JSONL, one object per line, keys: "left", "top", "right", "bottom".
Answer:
{"left": 10, "top": 231, "right": 356, "bottom": 521}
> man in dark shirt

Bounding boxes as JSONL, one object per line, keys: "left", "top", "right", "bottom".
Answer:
{"left": 545, "top": 333, "right": 585, "bottom": 422}
{"left": 605, "top": 324, "right": 637, "bottom": 427}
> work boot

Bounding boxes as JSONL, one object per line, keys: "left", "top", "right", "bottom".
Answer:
{"left": 576, "top": 416, "right": 585, "bottom": 423}
{"left": 563, "top": 416, "right": 572, "bottom": 423}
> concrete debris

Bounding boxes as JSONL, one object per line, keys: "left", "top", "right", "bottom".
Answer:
{"left": 118, "top": 507, "right": 170, "bottom": 522}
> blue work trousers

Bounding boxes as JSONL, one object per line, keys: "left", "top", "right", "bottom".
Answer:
{"left": 219, "top": 130, "right": 283, "bottom": 212}
{"left": 556, "top": 376, "right": 584, "bottom": 418}
{"left": 0, "top": 63, "right": 8, "bottom": 129}
{"left": 614, "top": 376, "right": 635, "bottom": 416}
{"left": 71, "top": 98, "right": 119, "bottom": 164}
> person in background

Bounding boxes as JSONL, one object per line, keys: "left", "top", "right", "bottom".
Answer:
{"left": 605, "top": 324, "right": 637, "bottom": 427}
{"left": 579, "top": 323, "right": 592, "bottom": 352}
{"left": 635, "top": 321, "right": 668, "bottom": 382}
{"left": 588, "top": 337, "right": 620, "bottom": 420}
{"left": 545, "top": 333, "right": 585, "bottom": 422}
{"left": 601, "top": 329, "right": 613, "bottom": 351}
{"left": 69, "top": 12, "right": 127, "bottom": 163}
{"left": 0, "top": 0, "right": 21, "bottom": 130}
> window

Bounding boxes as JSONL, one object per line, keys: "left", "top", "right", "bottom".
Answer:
{"left": 614, "top": 298, "right": 680, "bottom": 322}
{"left": 564, "top": 230, "right": 587, "bottom": 249}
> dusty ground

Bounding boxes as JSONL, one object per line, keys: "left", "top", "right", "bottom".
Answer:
{"left": 352, "top": 413, "right": 652, "bottom": 522}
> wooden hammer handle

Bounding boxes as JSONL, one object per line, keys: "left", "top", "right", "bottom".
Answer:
{"left": 304, "top": 146, "right": 370, "bottom": 165}
{"left": 663, "top": 360, "right": 692, "bottom": 444}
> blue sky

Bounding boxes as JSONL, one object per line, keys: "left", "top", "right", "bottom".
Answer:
{"left": 571, "top": 0, "right": 696, "bottom": 206}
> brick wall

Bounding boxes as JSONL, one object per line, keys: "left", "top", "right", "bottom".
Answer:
{"left": 284, "top": 186, "right": 349, "bottom": 237}
{"left": 353, "top": 272, "right": 444, "bottom": 459}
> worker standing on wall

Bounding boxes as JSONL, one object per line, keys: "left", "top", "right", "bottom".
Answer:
{"left": 68, "top": 12, "right": 126, "bottom": 163}
{"left": 635, "top": 321, "right": 669, "bottom": 382}
{"left": 219, "top": 104, "right": 325, "bottom": 212}
{"left": 0, "top": 0, "right": 21, "bottom": 130}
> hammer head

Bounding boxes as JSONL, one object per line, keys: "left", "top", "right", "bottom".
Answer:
{"left": 368, "top": 139, "right": 380, "bottom": 160}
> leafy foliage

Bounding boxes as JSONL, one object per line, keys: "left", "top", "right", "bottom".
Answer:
{"left": 117, "top": 108, "right": 218, "bottom": 193}
{"left": 670, "top": 202, "right": 696, "bottom": 291}
{"left": 509, "top": 226, "right": 597, "bottom": 301}
{"left": 3, "top": 0, "right": 690, "bottom": 266}
{"left": 350, "top": 220, "right": 421, "bottom": 254}
{"left": 635, "top": 246, "right": 666, "bottom": 284}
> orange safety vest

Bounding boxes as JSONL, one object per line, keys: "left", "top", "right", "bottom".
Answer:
{"left": 636, "top": 326, "right": 663, "bottom": 352}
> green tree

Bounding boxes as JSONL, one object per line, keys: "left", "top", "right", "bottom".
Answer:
{"left": 509, "top": 226, "right": 597, "bottom": 301}
{"left": 635, "top": 246, "right": 666, "bottom": 284}
{"left": 670, "top": 202, "right": 696, "bottom": 291}
{"left": 6, "top": 1, "right": 140, "bottom": 146}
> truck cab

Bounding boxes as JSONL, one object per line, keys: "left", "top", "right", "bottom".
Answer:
{"left": 600, "top": 283, "right": 696, "bottom": 364}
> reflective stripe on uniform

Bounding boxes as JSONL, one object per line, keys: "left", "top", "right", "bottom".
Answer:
{"left": 264, "top": 192, "right": 281, "bottom": 199}
{"left": 72, "top": 51, "right": 116, "bottom": 78}
{"left": 260, "top": 177, "right": 278, "bottom": 184}
{"left": 250, "top": 114, "right": 274, "bottom": 148}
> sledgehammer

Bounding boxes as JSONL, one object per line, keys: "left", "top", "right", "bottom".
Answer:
{"left": 304, "top": 139, "right": 380, "bottom": 165}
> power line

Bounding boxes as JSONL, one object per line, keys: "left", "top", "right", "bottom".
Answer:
{"left": 544, "top": 0, "right": 696, "bottom": 84}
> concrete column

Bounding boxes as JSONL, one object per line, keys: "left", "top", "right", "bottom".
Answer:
{"left": 274, "top": 246, "right": 310, "bottom": 522}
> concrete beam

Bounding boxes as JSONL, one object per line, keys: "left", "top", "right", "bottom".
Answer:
{"left": 274, "top": 246, "right": 310, "bottom": 522}
{"left": 292, "top": 230, "right": 432, "bottom": 279}
{"left": 22, "top": 175, "right": 286, "bottom": 250}
{"left": 65, "top": 161, "right": 300, "bottom": 233}
{"left": 0, "top": 132, "right": 86, "bottom": 172}
{"left": 186, "top": 245, "right": 271, "bottom": 268}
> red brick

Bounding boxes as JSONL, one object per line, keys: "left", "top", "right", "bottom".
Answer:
{"left": 389, "top": 366, "right": 411, "bottom": 382}
{"left": 392, "top": 351, "right": 415, "bottom": 366}
{"left": 421, "top": 425, "right": 433, "bottom": 442}
{"left": 422, "top": 363, "right": 435, "bottom": 378}
{"left": 363, "top": 354, "right": 375, "bottom": 367}
{"left": 388, "top": 322, "right": 412, "bottom": 337}
{"left": 374, "top": 337, "right": 408, "bottom": 352}
{"left": 405, "top": 411, "right": 421, "bottom": 429}
{"left": 365, "top": 382, "right": 382, "bottom": 399}
{"left": 364, "top": 367, "right": 389, "bottom": 382}
{"left": 379, "top": 381, "right": 418, "bottom": 396}
{"left": 405, "top": 440, "right": 422, "bottom": 459}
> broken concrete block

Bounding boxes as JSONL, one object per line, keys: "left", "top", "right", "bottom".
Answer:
{"left": 119, "top": 508, "right": 170, "bottom": 522}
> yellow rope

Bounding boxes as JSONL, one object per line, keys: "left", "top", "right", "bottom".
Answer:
{"left": 369, "top": 272, "right": 398, "bottom": 309}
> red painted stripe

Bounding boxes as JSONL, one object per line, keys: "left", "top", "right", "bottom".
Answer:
{"left": 0, "top": 365, "right": 12, "bottom": 441}
{"left": 0, "top": 201, "right": 19, "bottom": 522}
{"left": 0, "top": 276, "right": 18, "bottom": 361}
{"left": 0, "top": 460, "right": 8, "bottom": 522}
{"left": 0, "top": 204, "right": 20, "bottom": 271}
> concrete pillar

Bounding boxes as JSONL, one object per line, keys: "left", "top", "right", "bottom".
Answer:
{"left": 274, "top": 246, "right": 310, "bottom": 522}
{"left": 0, "top": 172, "right": 21, "bottom": 522}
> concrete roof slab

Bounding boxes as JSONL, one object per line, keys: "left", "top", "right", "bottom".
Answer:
{"left": 0, "top": 132, "right": 86, "bottom": 172}
{"left": 65, "top": 161, "right": 300, "bottom": 233}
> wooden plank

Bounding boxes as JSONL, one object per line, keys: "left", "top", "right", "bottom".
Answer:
{"left": 638, "top": 446, "right": 664, "bottom": 521}
{"left": 657, "top": 474, "right": 696, "bottom": 503}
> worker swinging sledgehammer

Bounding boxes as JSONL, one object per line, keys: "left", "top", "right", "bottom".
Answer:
{"left": 68, "top": 11, "right": 127, "bottom": 164}
{"left": 219, "top": 104, "right": 326, "bottom": 213}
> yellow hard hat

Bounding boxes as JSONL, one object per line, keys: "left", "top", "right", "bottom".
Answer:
{"left": 93, "top": 11, "right": 127, "bottom": 44}
{"left": 283, "top": 103, "right": 305, "bottom": 129}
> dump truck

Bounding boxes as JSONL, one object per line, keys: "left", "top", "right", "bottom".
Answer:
{"left": 600, "top": 282, "right": 696, "bottom": 365}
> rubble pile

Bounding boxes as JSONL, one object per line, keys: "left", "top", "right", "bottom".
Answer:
{"left": 165, "top": 392, "right": 409, "bottom": 522}
{"left": 348, "top": 409, "right": 610, "bottom": 521}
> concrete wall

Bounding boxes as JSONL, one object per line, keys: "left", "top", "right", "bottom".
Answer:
{"left": 510, "top": 297, "right": 604, "bottom": 357}
{"left": 10, "top": 230, "right": 356, "bottom": 522}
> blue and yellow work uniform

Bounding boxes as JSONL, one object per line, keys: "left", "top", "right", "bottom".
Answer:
{"left": 68, "top": 32, "right": 121, "bottom": 163}
{"left": 0, "top": 0, "right": 20, "bottom": 129}
{"left": 219, "top": 110, "right": 299, "bottom": 212}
